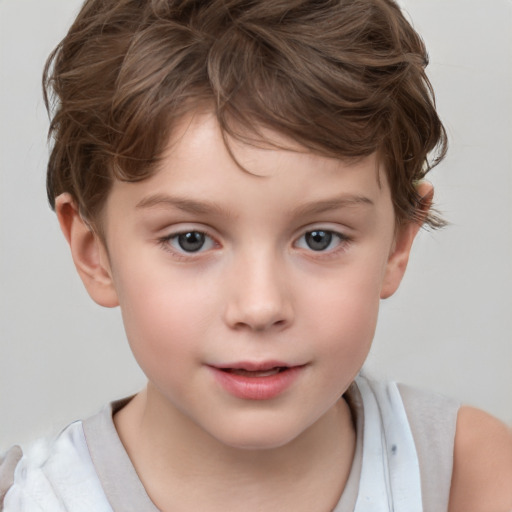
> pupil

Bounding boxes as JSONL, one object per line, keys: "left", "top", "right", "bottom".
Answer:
{"left": 306, "top": 230, "right": 332, "bottom": 251}
{"left": 178, "top": 232, "right": 205, "bottom": 252}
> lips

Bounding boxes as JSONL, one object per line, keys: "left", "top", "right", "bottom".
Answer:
{"left": 209, "top": 362, "right": 304, "bottom": 400}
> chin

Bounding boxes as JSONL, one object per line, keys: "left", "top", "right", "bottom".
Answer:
{"left": 208, "top": 417, "right": 309, "bottom": 452}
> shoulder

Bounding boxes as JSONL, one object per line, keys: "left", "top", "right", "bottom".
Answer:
{"left": 449, "top": 406, "right": 512, "bottom": 512}
{"left": 0, "top": 445, "right": 23, "bottom": 510}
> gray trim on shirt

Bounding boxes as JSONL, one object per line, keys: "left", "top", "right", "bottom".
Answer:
{"left": 82, "top": 397, "right": 159, "bottom": 512}
{"left": 398, "top": 383, "right": 459, "bottom": 512}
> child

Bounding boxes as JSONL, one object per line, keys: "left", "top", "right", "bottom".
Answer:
{"left": 1, "top": 0, "right": 511, "bottom": 510}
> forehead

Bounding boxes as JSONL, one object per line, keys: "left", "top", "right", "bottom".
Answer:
{"left": 103, "top": 111, "right": 391, "bottom": 224}
{"left": 161, "top": 110, "right": 383, "bottom": 180}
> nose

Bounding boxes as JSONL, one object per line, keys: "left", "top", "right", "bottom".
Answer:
{"left": 223, "top": 251, "right": 293, "bottom": 332}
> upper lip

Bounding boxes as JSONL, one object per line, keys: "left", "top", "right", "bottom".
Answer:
{"left": 212, "top": 361, "right": 298, "bottom": 371}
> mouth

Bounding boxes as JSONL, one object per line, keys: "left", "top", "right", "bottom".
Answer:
{"left": 209, "top": 362, "right": 305, "bottom": 400}
{"left": 213, "top": 360, "right": 300, "bottom": 376}
{"left": 219, "top": 367, "right": 289, "bottom": 377}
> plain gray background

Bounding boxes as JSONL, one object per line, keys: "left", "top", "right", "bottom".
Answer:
{"left": 1, "top": 0, "right": 511, "bottom": 449}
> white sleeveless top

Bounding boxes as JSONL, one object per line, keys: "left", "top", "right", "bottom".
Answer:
{"left": 0, "top": 375, "right": 459, "bottom": 511}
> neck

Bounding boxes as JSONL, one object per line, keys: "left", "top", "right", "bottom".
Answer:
{"left": 114, "top": 383, "right": 356, "bottom": 512}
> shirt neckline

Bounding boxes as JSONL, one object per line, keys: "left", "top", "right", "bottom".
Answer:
{"left": 82, "top": 387, "right": 363, "bottom": 512}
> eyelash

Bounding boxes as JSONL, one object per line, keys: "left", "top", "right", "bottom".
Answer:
{"left": 294, "top": 229, "right": 351, "bottom": 257}
{"left": 158, "top": 228, "right": 351, "bottom": 260}
{"left": 158, "top": 230, "right": 217, "bottom": 260}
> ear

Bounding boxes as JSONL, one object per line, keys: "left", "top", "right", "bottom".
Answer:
{"left": 56, "top": 193, "right": 119, "bottom": 308}
{"left": 380, "top": 182, "right": 433, "bottom": 299}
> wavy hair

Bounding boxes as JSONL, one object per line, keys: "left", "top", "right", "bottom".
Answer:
{"left": 44, "top": 0, "right": 447, "bottom": 229}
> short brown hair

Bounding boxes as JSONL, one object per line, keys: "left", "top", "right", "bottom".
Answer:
{"left": 44, "top": 0, "right": 447, "bottom": 229}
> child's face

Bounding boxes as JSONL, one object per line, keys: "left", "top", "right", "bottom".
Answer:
{"left": 70, "top": 112, "right": 417, "bottom": 450}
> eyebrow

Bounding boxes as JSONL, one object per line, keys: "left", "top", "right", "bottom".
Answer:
{"left": 136, "top": 193, "right": 374, "bottom": 217}
{"left": 136, "top": 194, "right": 230, "bottom": 216}
{"left": 291, "top": 195, "right": 374, "bottom": 217}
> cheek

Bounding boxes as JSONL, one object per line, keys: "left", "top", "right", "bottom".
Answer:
{"left": 112, "top": 262, "right": 214, "bottom": 374}
{"left": 303, "top": 261, "right": 384, "bottom": 360}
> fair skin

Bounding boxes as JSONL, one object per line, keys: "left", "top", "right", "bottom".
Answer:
{"left": 57, "top": 112, "right": 512, "bottom": 511}
{"left": 449, "top": 407, "right": 512, "bottom": 511}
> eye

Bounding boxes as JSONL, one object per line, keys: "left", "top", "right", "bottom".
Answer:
{"left": 295, "top": 230, "right": 346, "bottom": 252}
{"left": 165, "top": 231, "right": 216, "bottom": 253}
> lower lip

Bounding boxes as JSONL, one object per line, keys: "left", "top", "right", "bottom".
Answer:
{"left": 209, "top": 366, "right": 304, "bottom": 400}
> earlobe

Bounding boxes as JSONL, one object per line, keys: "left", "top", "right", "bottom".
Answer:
{"left": 56, "top": 193, "right": 119, "bottom": 308}
{"left": 380, "top": 182, "right": 434, "bottom": 299}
